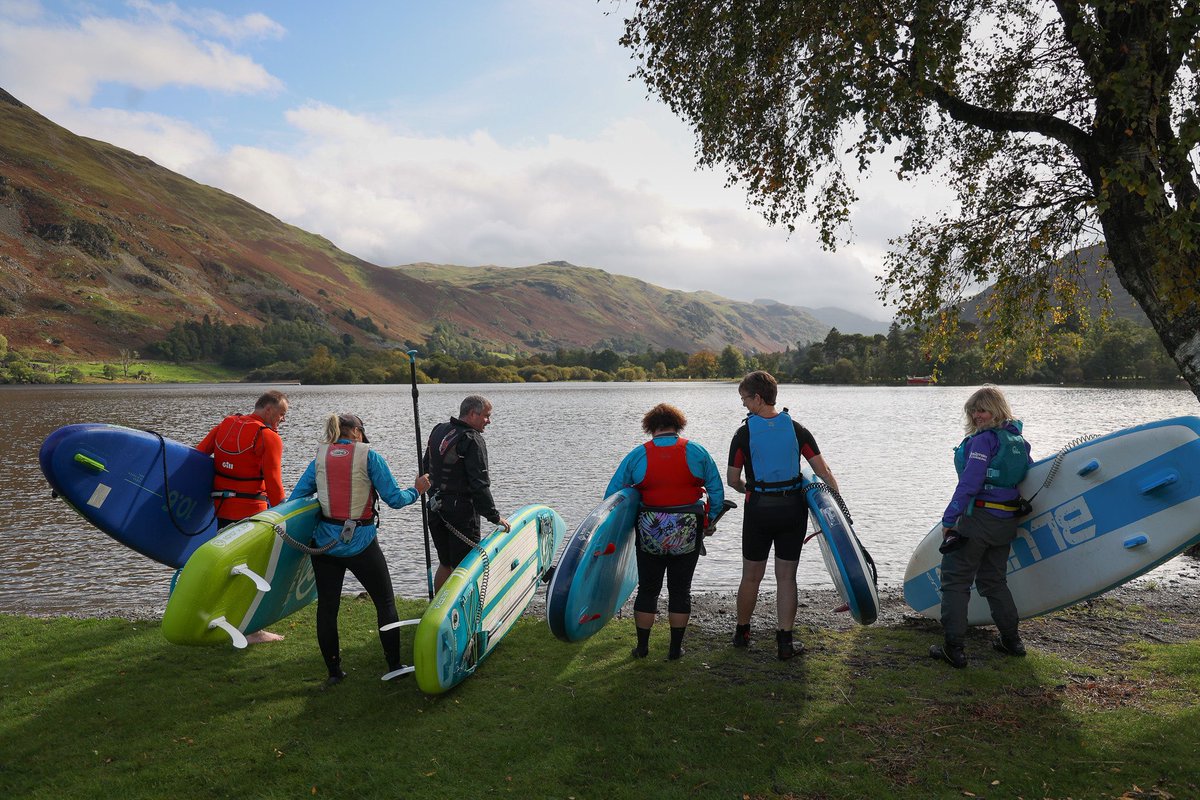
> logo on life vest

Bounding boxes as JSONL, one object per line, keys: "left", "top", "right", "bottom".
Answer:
{"left": 330, "top": 447, "right": 350, "bottom": 457}
{"left": 221, "top": 461, "right": 234, "bottom": 470}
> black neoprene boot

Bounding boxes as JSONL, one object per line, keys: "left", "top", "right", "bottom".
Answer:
{"left": 324, "top": 656, "right": 347, "bottom": 687}
{"left": 732, "top": 623, "right": 751, "bottom": 648}
{"left": 929, "top": 639, "right": 967, "bottom": 668}
{"left": 993, "top": 633, "right": 1027, "bottom": 657}
{"left": 631, "top": 626, "right": 651, "bottom": 659}
{"left": 668, "top": 626, "right": 686, "bottom": 660}
{"left": 776, "top": 629, "right": 804, "bottom": 660}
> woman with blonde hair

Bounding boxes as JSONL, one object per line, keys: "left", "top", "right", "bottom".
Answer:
{"left": 931, "top": 385, "right": 1033, "bottom": 668}
{"left": 289, "top": 413, "right": 430, "bottom": 686}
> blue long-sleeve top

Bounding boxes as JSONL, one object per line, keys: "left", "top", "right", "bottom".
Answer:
{"left": 942, "top": 423, "right": 1033, "bottom": 528}
{"left": 605, "top": 434, "right": 725, "bottom": 524}
{"left": 288, "top": 440, "right": 421, "bottom": 557}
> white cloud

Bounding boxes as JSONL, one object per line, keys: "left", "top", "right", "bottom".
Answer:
{"left": 0, "top": 13, "right": 281, "bottom": 111}
{"left": 126, "top": 0, "right": 285, "bottom": 42}
{"left": 56, "top": 106, "right": 218, "bottom": 172}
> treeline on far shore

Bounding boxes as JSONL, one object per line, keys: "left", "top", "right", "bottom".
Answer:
{"left": 0, "top": 313, "right": 1183, "bottom": 387}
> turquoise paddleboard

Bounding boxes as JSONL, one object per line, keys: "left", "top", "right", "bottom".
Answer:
{"left": 546, "top": 489, "right": 640, "bottom": 642}
{"left": 413, "top": 504, "right": 564, "bottom": 694}
{"left": 802, "top": 470, "right": 878, "bottom": 625}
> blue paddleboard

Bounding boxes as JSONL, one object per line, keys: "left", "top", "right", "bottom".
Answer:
{"left": 546, "top": 489, "right": 640, "bottom": 642}
{"left": 803, "top": 470, "right": 879, "bottom": 625}
{"left": 39, "top": 423, "right": 217, "bottom": 568}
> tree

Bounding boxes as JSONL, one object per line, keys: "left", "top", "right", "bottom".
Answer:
{"left": 622, "top": 1, "right": 1200, "bottom": 400}
{"left": 687, "top": 350, "right": 719, "bottom": 378}
{"left": 118, "top": 348, "right": 138, "bottom": 378}
{"left": 718, "top": 344, "right": 746, "bottom": 377}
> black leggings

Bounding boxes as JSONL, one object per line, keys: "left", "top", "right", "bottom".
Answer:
{"left": 310, "top": 538, "right": 400, "bottom": 672}
{"left": 633, "top": 548, "right": 701, "bottom": 615}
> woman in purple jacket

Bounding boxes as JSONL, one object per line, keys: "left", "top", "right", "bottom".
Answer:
{"left": 930, "top": 385, "right": 1033, "bottom": 669}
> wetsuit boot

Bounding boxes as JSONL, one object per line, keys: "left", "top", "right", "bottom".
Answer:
{"left": 631, "top": 626, "right": 651, "bottom": 659}
{"left": 993, "top": 632, "right": 1027, "bottom": 657}
{"left": 324, "top": 656, "right": 347, "bottom": 687}
{"left": 929, "top": 638, "right": 967, "bottom": 668}
{"left": 776, "top": 629, "right": 804, "bottom": 660}
{"left": 732, "top": 623, "right": 751, "bottom": 648}
{"left": 668, "top": 626, "right": 686, "bottom": 660}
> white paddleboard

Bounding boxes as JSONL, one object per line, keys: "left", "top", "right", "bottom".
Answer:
{"left": 904, "top": 416, "right": 1200, "bottom": 625}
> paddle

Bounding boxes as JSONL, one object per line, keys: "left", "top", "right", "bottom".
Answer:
{"left": 407, "top": 349, "right": 435, "bottom": 599}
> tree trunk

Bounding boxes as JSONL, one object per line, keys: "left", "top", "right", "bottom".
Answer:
{"left": 1099, "top": 206, "right": 1200, "bottom": 403}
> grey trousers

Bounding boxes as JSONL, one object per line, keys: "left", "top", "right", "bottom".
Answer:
{"left": 939, "top": 509, "right": 1020, "bottom": 642}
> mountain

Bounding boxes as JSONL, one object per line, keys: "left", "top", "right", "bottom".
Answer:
{"left": 0, "top": 88, "right": 829, "bottom": 360}
{"left": 753, "top": 299, "right": 892, "bottom": 336}
{"left": 398, "top": 262, "right": 830, "bottom": 353}
{"left": 960, "top": 243, "right": 1150, "bottom": 326}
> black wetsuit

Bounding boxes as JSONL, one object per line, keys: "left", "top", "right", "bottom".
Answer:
{"left": 422, "top": 417, "right": 502, "bottom": 567}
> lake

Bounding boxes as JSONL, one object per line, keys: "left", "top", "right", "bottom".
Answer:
{"left": 2, "top": 381, "right": 1198, "bottom": 616}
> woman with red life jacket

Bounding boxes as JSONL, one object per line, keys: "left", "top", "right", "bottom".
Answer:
{"left": 196, "top": 390, "right": 289, "bottom": 526}
{"left": 289, "top": 413, "right": 431, "bottom": 687}
{"left": 605, "top": 403, "right": 724, "bottom": 660}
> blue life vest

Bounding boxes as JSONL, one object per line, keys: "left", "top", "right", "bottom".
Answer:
{"left": 953, "top": 423, "right": 1029, "bottom": 490}
{"left": 746, "top": 410, "right": 803, "bottom": 493}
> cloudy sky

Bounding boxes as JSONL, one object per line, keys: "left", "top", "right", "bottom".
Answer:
{"left": 0, "top": 0, "right": 953, "bottom": 320}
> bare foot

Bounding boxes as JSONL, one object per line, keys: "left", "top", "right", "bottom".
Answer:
{"left": 246, "top": 630, "right": 284, "bottom": 644}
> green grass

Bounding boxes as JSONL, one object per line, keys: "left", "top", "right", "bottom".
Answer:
{"left": 1, "top": 602, "right": 1197, "bottom": 799}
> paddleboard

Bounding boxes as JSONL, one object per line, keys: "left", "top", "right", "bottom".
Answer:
{"left": 39, "top": 423, "right": 218, "bottom": 567}
{"left": 546, "top": 489, "right": 640, "bottom": 642}
{"left": 802, "top": 470, "right": 879, "bottom": 625}
{"left": 904, "top": 416, "right": 1200, "bottom": 625}
{"left": 161, "top": 498, "right": 320, "bottom": 648}
{"left": 413, "top": 504, "right": 564, "bottom": 694}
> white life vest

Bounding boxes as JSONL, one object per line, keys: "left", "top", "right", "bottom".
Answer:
{"left": 315, "top": 442, "right": 376, "bottom": 522}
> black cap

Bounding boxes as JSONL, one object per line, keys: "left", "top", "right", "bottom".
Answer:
{"left": 340, "top": 413, "right": 369, "bottom": 443}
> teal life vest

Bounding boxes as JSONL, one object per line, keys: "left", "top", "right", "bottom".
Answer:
{"left": 953, "top": 422, "right": 1029, "bottom": 490}
{"left": 746, "top": 410, "right": 804, "bottom": 493}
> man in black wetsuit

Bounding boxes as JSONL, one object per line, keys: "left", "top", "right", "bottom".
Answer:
{"left": 423, "top": 395, "right": 511, "bottom": 591}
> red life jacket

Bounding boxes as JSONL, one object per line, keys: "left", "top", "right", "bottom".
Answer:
{"left": 315, "top": 442, "right": 377, "bottom": 522}
{"left": 637, "top": 438, "right": 704, "bottom": 507}
{"left": 210, "top": 415, "right": 270, "bottom": 516}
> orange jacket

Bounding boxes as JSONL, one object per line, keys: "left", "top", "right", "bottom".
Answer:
{"left": 197, "top": 413, "right": 284, "bottom": 521}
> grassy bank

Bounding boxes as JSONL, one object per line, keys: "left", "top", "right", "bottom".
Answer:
{"left": 2, "top": 597, "right": 1197, "bottom": 800}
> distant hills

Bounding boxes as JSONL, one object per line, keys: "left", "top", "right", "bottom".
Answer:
{"left": 0, "top": 87, "right": 834, "bottom": 360}
{"left": 754, "top": 298, "right": 891, "bottom": 336}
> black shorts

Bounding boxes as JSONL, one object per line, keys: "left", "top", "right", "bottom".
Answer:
{"left": 741, "top": 492, "right": 809, "bottom": 562}
{"left": 430, "top": 495, "right": 482, "bottom": 568}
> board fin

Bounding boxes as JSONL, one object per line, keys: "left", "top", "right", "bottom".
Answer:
{"left": 578, "top": 612, "right": 601, "bottom": 624}
{"left": 230, "top": 563, "right": 271, "bottom": 593}
{"left": 379, "top": 618, "right": 420, "bottom": 633}
{"left": 208, "top": 616, "right": 248, "bottom": 649}
{"left": 381, "top": 665, "right": 415, "bottom": 681}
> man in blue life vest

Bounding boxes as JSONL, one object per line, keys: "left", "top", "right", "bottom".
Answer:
{"left": 423, "top": 395, "right": 510, "bottom": 592}
{"left": 727, "top": 371, "right": 842, "bottom": 660}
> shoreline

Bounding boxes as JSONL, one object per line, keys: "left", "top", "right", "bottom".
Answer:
{"left": 11, "top": 563, "right": 1199, "bottom": 664}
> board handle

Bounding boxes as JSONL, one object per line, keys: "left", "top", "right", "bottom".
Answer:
{"left": 1122, "top": 534, "right": 1149, "bottom": 549}
{"left": 1076, "top": 459, "right": 1100, "bottom": 477}
{"left": 379, "top": 618, "right": 420, "bottom": 632}
{"left": 1138, "top": 471, "right": 1179, "bottom": 494}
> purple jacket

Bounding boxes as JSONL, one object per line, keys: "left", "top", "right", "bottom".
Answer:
{"left": 941, "top": 423, "right": 1032, "bottom": 528}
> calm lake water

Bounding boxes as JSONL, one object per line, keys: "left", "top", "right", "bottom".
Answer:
{"left": 2, "top": 381, "right": 1198, "bottom": 615}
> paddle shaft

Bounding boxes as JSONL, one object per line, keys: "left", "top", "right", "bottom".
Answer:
{"left": 407, "top": 350, "right": 435, "bottom": 600}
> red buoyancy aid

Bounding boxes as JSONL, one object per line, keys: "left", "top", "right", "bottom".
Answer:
{"left": 209, "top": 414, "right": 271, "bottom": 518}
{"left": 637, "top": 438, "right": 704, "bottom": 508}
{"left": 315, "top": 442, "right": 377, "bottom": 522}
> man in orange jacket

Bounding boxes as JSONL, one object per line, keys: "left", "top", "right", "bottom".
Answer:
{"left": 196, "top": 389, "right": 290, "bottom": 645}
{"left": 197, "top": 390, "right": 289, "bottom": 526}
